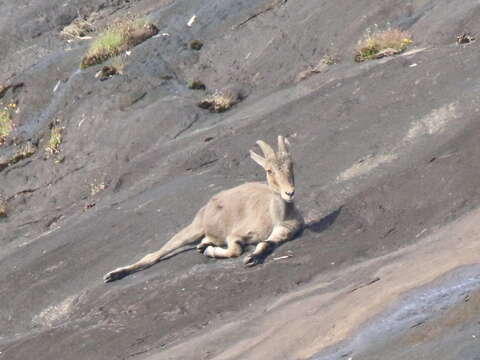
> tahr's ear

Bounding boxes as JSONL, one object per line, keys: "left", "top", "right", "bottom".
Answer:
{"left": 250, "top": 150, "right": 267, "bottom": 169}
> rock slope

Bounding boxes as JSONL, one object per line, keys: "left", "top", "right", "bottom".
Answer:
{"left": 1, "top": 0, "right": 480, "bottom": 359}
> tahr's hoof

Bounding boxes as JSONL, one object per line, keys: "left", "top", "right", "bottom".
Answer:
{"left": 104, "top": 268, "right": 129, "bottom": 283}
{"left": 196, "top": 243, "right": 207, "bottom": 253}
{"left": 243, "top": 254, "right": 259, "bottom": 267}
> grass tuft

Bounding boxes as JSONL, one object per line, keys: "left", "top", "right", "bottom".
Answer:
{"left": 0, "top": 108, "right": 13, "bottom": 145}
{"left": 321, "top": 54, "right": 337, "bottom": 65}
{"left": 61, "top": 18, "right": 95, "bottom": 39}
{"left": 0, "top": 141, "right": 37, "bottom": 171}
{"left": 90, "top": 181, "right": 107, "bottom": 196}
{"left": 456, "top": 32, "right": 475, "bottom": 45}
{"left": 190, "top": 40, "right": 203, "bottom": 50}
{"left": 188, "top": 79, "right": 206, "bottom": 90}
{"left": 198, "top": 90, "right": 237, "bottom": 113}
{"left": 0, "top": 198, "right": 7, "bottom": 217}
{"left": 45, "top": 126, "right": 64, "bottom": 155}
{"left": 296, "top": 52, "right": 338, "bottom": 82}
{"left": 90, "top": 31, "right": 125, "bottom": 55}
{"left": 355, "top": 27, "right": 412, "bottom": 62}
{"left": 80, "top": 18, "right": 158, "bottom": 69}
{"left": 11, "top": 142, "right": 37, "bottom": 165}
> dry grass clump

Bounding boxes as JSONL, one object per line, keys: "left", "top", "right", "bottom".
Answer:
{"left": 80, "top": 18, "right": 158, "bottom": 69}
{"left": 0, "top": 141, "right": 37, "bottom": 171}
{"left": 188, "top": 79, "right": 206, "bottom": 90}
{"left": 90, "top": 181, "right": 107, "bottom": 196}
{"left": 296, "top": 66, "right": 321, "bottom": 82}
{"left": 190, "top": 40, "right": 203, "bottom": 50}
{"left": 295, "top": 52, "right": 338, "bottom": 82}
{"left": 61, "top": 18, "right": 95, "bottom": 39}
{"left": 95, "top": 55, "right": 129, "bottom": 79}
{"left": 45, "top": 126, "right": 64, "bottom": 155}
{"left": 95, "top": 65, "right": 118, "bottom": 80}
{"left": 456, "top": 32, "right": 475, "bottom": 45}
{"left": 355, "top": 27, "right": 412, "bottom": 62}
{"left": 0, "top": 198, "right": 7, "bottom": 217}
{"left": 0, "top": 108, "right": 13, "bottom": 145}
{"left": 10, "top": 142, "right": 37, "bottom": 165}
{"left": 198, "top": 90, "right": 237, "bottom": 113}
{"left": 321, "top": 54, "right": 337, "bottom": 65}
{"left": 95, "top": 56, "right": 129, "bottom": 80}
{"left": 110, "top": 56, "right": 128, "bottom": 73}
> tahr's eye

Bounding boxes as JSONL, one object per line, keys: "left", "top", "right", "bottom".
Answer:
{"left": 267, "top": 169, "right": 273, "bottom": 174}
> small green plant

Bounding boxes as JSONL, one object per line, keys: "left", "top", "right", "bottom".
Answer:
{"left": 45, "top": 126, "right": 64, "bottom": 155}
{"left": 0, "top": 108, "right": 13, "bottom": 145}
{"left": 80, "top": 18, "right": 158, "bottom": 69}
{"left": 355, "top": 26, "right": 412, "bottom": 62}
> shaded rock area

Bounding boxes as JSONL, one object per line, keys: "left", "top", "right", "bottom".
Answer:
{"left": 1, "top": 0, "right": 480, "bottom": 359}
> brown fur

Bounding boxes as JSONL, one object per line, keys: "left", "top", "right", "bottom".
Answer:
{"left": 104, "top": 136, "right": 303, "bottom": 282}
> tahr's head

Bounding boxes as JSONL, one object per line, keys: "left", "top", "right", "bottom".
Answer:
{"left": 250, "top": 136, "right": 295, "bottom": 202}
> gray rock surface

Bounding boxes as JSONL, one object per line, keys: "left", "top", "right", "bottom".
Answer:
{"left": 1, "top": 0, "right": 480, "bottom": 359}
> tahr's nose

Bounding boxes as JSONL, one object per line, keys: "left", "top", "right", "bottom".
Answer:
{"left": 285, "top": 190, "right": 295, "bottom": 197}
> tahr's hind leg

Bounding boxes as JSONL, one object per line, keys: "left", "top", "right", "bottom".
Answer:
{"left": 104, "top": 208, "right": 206, "bottom": 283}
{"left": 203, "top": 235, "right": 243, "bottom": 258}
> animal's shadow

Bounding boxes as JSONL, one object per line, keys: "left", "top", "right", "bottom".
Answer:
{"left": 305, "top": 206, "right": 342, "bottom": 233}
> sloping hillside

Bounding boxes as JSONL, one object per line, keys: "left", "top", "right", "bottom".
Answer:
{"left": 1, "top": 0, "right": 480, "bottom": 359}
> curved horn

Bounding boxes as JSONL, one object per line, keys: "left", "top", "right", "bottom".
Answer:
{"left": 277, "top": 135, "right": 289, "bottom": 155}
{"left": 256, "top": 140, "right": 276, "bottom": 159}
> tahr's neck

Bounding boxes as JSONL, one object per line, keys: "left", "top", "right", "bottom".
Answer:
{"left": 272, "top": 192, "right": 295, "bottom": 218}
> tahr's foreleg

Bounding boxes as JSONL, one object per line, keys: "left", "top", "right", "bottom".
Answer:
{"left": 243, "top": 226, "right": 291, "bottom": 266}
